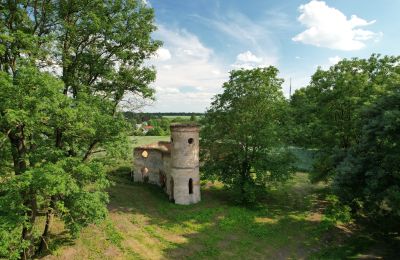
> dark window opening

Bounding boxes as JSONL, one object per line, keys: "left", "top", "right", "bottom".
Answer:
{"left": 188, "top": 138, "right": 194, "bottom": 144}
{"left": 189, "top": 178, "right": 193, "bottom": 194}
{"left": 171, "top": 137, "right": 174, "bottom": 143}
{"left": 159, "top": 171, "right": 166, "bottom": 188}
{"left": 170, "top": 178, "right": 174, "bottom": 202}
{"left": 141, "top": 167, "right": 148, "bottom": 174}
{"left": 142, "top": 167, "right": 149, "bottom": 183}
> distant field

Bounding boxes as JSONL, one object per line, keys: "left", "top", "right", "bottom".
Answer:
{"left": 162, "top": 115, "right": 192, "bottom": 119}
{"left": 130, "top": 135, "right": 170, "bottom": 148}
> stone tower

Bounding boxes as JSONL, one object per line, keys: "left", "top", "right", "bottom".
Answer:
{"left": 168, "top": 123, "right": 201, "bottom": 205}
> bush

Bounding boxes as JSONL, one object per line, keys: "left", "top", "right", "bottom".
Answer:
{"left": 334, "top": 92, "right": 400, "bottom": 230}
{"left": 146, "top": 126, "right": 165, "bottom": 136}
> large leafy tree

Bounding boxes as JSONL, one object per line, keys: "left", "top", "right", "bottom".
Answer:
{"left": 201, "top": 67, "right": 294, "bottom": 204}
{"left": 291, "top": 55, "right": 400, "bottom": 182}
{"left": 334, "top": 91, "right": 400, "bottom": 229}
{"left": 290, "top": 54, "right": 400, "bottom": 229}
{"left": 0, "top": 1, "right": 159, "bottom": 258}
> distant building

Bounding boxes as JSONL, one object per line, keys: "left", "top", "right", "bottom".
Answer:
{"left": 142, "top": 125, "right": 154, "bottom": 134}
{"left": 133, "top": 123, "right": 201, "bottom": 205}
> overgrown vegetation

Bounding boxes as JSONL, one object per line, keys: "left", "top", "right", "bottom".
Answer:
{"left": 35, "top": 160, "right": 398, "bottom": 259}
{"left": 0, "top": 0, "right": 398, "bottom": 258}
{"left": 0, "top": 1, "right": 159, "bottom": 258}
{"left": 201, "top": 67, "right": 294, "bottom": 204}
{"left": 290, "top": 54, "right": 400, "bottom": 233}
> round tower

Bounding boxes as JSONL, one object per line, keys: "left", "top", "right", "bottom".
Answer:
{"left": 169, "top": 123, "right": 200, "bottom": 205}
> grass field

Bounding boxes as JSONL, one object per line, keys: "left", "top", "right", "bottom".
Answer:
{"left": 40, "top": 136, "right": 397, "bottom": 259}
{"left": 162, "top": 115, "right": 192, "bottom": 119}
{"left": 130, "top": 136, "right": 170, "bottom": 148}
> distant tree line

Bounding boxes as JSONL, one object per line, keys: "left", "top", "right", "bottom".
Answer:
{"left": 124, "top": 112, "right": 202, "bottom": 136}
{"left": 123, "top": 112, "right": 203, "bottom": 123}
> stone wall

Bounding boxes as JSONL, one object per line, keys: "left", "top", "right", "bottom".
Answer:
{"left": 133, "top": 123, "right": 200, "bottom": 205}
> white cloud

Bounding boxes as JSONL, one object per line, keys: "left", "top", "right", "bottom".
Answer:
{"left": 318, "top": 56, "right": 344, "bottom": 70}
{"left": 193, "top": 12, "right": 279, "bottom": 63}
{"left": 292, "top": 0, "right": 380, "bottom": 51}
{"left": 211, "top": 70, "right": 221, "bottom": 75}
{"left": 141, "top": 0, "right": 151, "bottom": 7}
{"left": 155, "top": 87, "right": 180, "bottom": 94}
{"left": 231, "top": 50, "right": 277, "bottom": 70}
{"left": 328, "top": 56, "right": 342, "bottom": 65}
{"left": 237, "top": 51, "right": 263, "bottom": 63}
{"left": 146, "top": 25, "right": 228, "bottom": 112}
{"left": 153, "top": 47, "right": 171, "bottom": 61}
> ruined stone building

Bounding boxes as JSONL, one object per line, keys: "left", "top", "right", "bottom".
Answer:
{"left": 133, "top": 123, "right": 201, "bottom": 205}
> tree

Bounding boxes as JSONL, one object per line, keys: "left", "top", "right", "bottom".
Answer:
{"left": 291, "top": 55, "right": 400, "bottom": 182}
{"left": 334, "top": 91, "right": 400, "bottom": 230}
{"left": 201, "top": 67, "right": 294, "bottom": 204}
{"left": 146, "top": 126, "right": 165, "bottom": 136}
{"left": 190, "top": 114, "right": 197, "bottom": 122}
{"left": 159, "top": 117, "right": 171, "bottom": 135}
{"left": 0, "top": 1, "right": 159, "bottom": 258}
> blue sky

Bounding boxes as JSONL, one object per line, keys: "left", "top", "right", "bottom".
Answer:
{"left": 143, "top": 0, "right": 400, "bottom": 112}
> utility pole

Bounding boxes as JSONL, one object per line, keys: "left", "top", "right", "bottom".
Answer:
{"left": 289, "top": 77, "right": 292, "bottom": 97}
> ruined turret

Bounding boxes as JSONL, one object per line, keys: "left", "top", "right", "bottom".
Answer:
{"left": 168, "top": 123, "right": 201, "bottom": 205}
{"left": 133, "top": 123, "right": 201, "bottom": 205}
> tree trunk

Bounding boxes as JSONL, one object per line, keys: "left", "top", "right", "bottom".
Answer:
{"left": 240, "top": 160, "right": 249, "bottom": 199}
{"left": 9, "top": 128, "right": 27, "bottom": 175}
{"left": 37, "top": 197, "right": 55, "bottom": 255}
{"left": 9, "top": 128, "right": 38, "bottom": 259}
{"left": 55, "top": 128, "right": 63, "bottom": 148}
{"left": 82, "top": 140, "right": 98, "bottom": 162}
{"left": 20, "top": 194, "right": 38, "bottom": 260}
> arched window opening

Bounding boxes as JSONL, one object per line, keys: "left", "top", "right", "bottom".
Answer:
{"left": 170, "top": 177, "right": 174, "bottom": 202}
{"left": 141, "top": 167, "right": 149, "bottom": 183}
{"left": 189, "top": 178, "right": 193, "bottom": 194}
{"left": 159, "top": 171, "right": 166, "bottom": 188}
{"left": 188, "top": 138, "right": 194, "bottom": 144}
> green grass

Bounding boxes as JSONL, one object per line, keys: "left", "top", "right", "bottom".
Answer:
{"left": 41, "top": 172, "right": 334, "bottom": 259}
{"left": 41, "top": 137, "right": 397, "bottom": 259}
{"left": 130, "top": 136, "right": 170, "bottom": 148}
{"left": 162, "top": 115, "right": 192, "bottom": 119}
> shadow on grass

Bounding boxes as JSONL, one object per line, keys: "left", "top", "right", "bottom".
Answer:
{"left": 105, "top": 169, "right": 399, "bottom": 259}
{"left": 38, "top": 230, "right": 75, "bottom": 258}
{"left": 44, "top": 167, "right": 398, "bottom": 259}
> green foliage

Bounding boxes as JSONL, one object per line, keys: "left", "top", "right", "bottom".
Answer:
{"left": 190, "top": 115, "right": 197, "bottom": 122}
{"left": 0, "top": 0, "right": 159, "bottom": 257}
{"left": 201, "top": 67, "right": 294, "bottom": 204}
{"left": 291, "top": 54, "right": 400, "bottom": 231}
{"left": 323, "top": 195, "right": 352, "bottom": 224}
{"left": 146, "top": 118, "right": 171, "bottom": 135}
{"left": 146, "top": 126, "right": 165, "bottom": 136}
{"left": 291, "top": 54, "right": 400, "bottom": 182}
{"left": 334, "top": 92, "right": 400, "bottom": 228}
